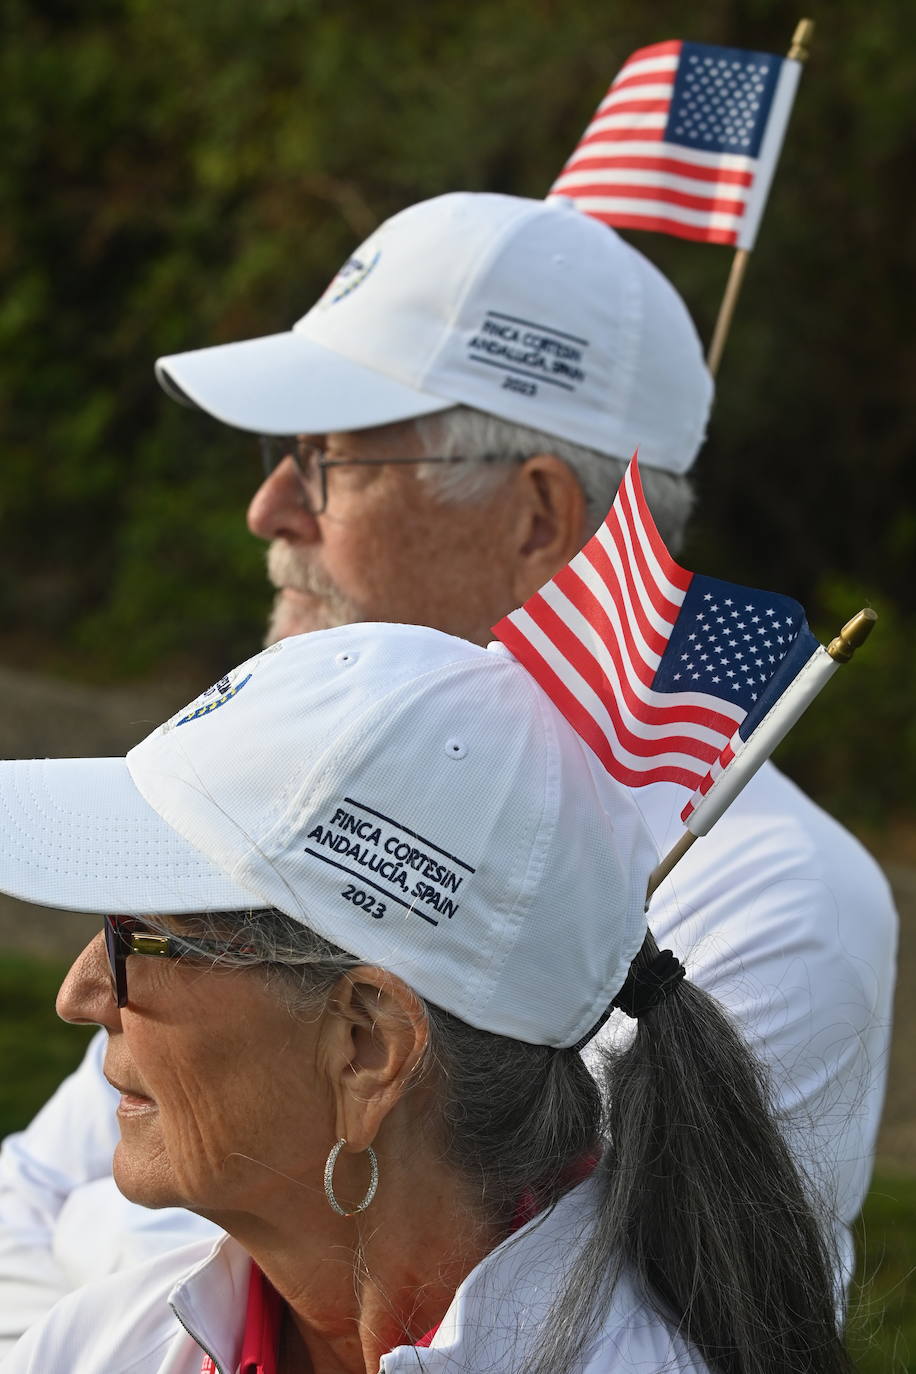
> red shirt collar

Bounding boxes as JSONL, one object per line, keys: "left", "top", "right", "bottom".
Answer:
{"left": 225, "top": 1266, "right": 434, "bottom": 1368}
{"left": 240, "top": 1265, "right": 284, "bottom": 1374}
{"left": 200, "top": 1264, "right": 283, "bottom": 1374}
{"left": 207, "top": 1154, "right": 600, "bottom": 1370}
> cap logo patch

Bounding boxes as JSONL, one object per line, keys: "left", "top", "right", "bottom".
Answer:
{"left": 172, "top": 672, "right": 253, "bottom": 729}
{"left": 319, "top": 249, "right": 381, "bottom": 308}
{"left": 304, "top": 797, "right": 475, "bottom": 926}
{"left": 466, "top": 310, "right": 589, "bottom": 399}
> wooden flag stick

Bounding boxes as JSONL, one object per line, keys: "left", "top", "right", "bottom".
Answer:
{"left": 644, "top": 605, "right": 875, "bottom": 908}
{"left": 644, "top": 830, "right": 697, "bottom": 908}
{"left": 706, "top": 249, "right": 750, "bottom": 378}
{"left": 705, "top": 18, "right": 815, "bottom": 378}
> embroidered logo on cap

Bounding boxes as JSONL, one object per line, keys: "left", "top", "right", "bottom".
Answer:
{"left": 319, "top": 249, "right": 381, "bottom": 308}
{"left": 165, "top": 671, "right": 253, "bottom": 730}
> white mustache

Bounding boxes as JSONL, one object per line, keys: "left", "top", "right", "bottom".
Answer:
{"left": 263, "top": 541, "right": 360, "bottom": 643}
{"left": 266, "top": 541, "right": 337, "bottom": 599}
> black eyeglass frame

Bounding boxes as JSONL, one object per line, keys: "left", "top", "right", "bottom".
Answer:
{"left": 103, "top": 914, "right": 235, "bottom": 1009}
{"left": 257, "top": 436, "right": 519, "bottom": 516}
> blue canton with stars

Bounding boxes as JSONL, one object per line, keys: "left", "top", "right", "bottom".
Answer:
{"left": 666, "top": 42, "right": 782, "bottom": 158}
{"left": 653, "top": 573, "right": 819, "bottom": 737}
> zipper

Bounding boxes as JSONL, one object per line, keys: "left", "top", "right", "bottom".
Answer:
{"left": 168, "top": 1300, "right": 227, "bottom": 1374}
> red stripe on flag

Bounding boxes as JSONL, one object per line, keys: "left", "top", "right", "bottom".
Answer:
{"left": 680, "top": 740, "right": 737, "bottom": 821}
{"left": 594, "top": 98, "right": 672, "bottom": 117}
{"left": 554, "top": 563, "right": 657, "bottom": 690}
{"left": 490, "top": 455, "right": 766, "bottom": 796}
{"left": 524, "top": 593, "right": 721, "bottom": 763}
{"left": 557, "top": 154, "right": 753, "bottom": 187}
{"left": 495, "top": 619, "right": 708, "bottom": 790}
{"left": 583, "top": 527, "right": 673, "bottom": 664}
{"left": 559, "top": 556, "right": 741, "bottom": 736}
{"left": 583, "top": 211, "right": 740, "bottom": 245}
{"left": 591, "top": 508, "right": 681, "bottom": 636}
{"left": 579, "top": 126, "right": 665, "bottom": 145}
{"left": 624, "top": 462, "right": 693, "bottom": 593}
{"left": 587, "top": 521, "right": 671, "bottom": 659}
{"left": 532, "top": 576, "right": 738, "bottom": 740}
{"left": 554, "top": 182, "right": 747, "bottom": 217}
{"left": 554, "top": 562, "right": 659, "bottom": 697}
{"left": 607, "top": 471, "right": 690, "bottom": 621}
{"left": 496, "top": 618, "right": 616, "bottom": 774}
{"left": 616, "top": 39, "right": 683, "bottom": 66}
{"left": 605, "top": 70, "right": 677, "bottom": 95}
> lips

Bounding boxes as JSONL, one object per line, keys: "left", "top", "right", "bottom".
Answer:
{"left": 105, "top": 1071, "right": 153, "bottom": 1103}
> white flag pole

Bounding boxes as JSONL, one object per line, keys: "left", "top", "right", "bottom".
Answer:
{"left": 645, "top": 608, "right": 876, "bottom": 905}
{"left": 705, "top": 18, "right": 814, "bottom": 379}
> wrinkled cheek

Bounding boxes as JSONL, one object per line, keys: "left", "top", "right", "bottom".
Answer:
{"left": 156, "top": 1094, "right": 243, "bottom": 1204}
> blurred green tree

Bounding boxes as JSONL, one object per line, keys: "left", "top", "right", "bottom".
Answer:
{"left": 0, "top": 0, "right": 913, "bottom": 820}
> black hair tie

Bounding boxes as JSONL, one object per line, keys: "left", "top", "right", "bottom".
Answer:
{"left": 611, "top": 947, "right": 685, "bottom": 1019}
{"left": 568, "top": 948, "right": 686, "bottom": 1052}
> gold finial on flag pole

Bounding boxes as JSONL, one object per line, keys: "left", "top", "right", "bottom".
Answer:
{"left": 826, "top": 607, "right": 877, "bottom": 662}
{"left": 705, "top": 18, "right": 815, "bottom": 379}
{"left": 645, "top": 598, "right": 875, "bottom": 908}
{"left": 788, "top": 18, "right": 815, "bottom": 61}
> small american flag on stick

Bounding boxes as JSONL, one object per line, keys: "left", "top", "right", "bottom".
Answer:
{"left": 547, "top": 39, "right": 802, "bottom": 249}
{"left": 493, "top": 456, "right": 831, "bottom": 831}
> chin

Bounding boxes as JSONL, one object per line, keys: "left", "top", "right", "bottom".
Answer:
{"left": 112, "top": 1140, "right": 188, "bottom": 1212}
{"left": 265, "top": 607, "right": 318, "bottom": 645}
{"left": 265, "top": 590, "right": 355, "bottom": 645}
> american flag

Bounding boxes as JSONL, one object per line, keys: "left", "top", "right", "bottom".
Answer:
{"left": 547, "top": 39, "right": 801, "bottom": 249}
{"left": 493, "top": 456, "right": 819, "bottom": 823}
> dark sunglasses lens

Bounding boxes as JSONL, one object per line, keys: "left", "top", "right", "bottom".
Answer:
{"left": 104, "top": 918, "right": 128, "bottom": 1008}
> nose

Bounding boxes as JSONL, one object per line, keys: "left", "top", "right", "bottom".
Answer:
{"left": 247, "top": 457, "right": 321, "bottom": 544}
{"left": 57, "top": 932, "right": 121, "bottom": 1030}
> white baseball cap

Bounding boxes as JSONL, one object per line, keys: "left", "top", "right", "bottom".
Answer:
{"left": 156, "top": 192, "right": 712, "bottom": 474}
{"left": 0, "top": 625, "right": 655, "bottom": 1048}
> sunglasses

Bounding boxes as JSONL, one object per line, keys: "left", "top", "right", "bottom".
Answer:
{"left": 103, "top": 915, "right": 234, "bottom": 1008}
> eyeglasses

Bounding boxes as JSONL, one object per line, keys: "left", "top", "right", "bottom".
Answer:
{"left": 257, "top": 436, "right": 512, "bottom": 516}
{"left": 103, "top": 915, "right": 233, "bottom": 1008}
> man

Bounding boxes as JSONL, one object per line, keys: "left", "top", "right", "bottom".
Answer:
{"left": 0, "top": 192, "right": 896, "bottom": 1350}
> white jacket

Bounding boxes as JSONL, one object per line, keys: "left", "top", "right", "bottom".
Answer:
{"left": 2, "top": 1178, "right": 710, "bottom": 1374}
{"left": 0, "top": 763, "right": 897, "bottom": 1349}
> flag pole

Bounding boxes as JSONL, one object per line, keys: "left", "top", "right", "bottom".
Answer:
{"left": 644, "top": 605, "right": 875, "bottom": 906}
{"left": 705, "top": 18, "right": 815, "bottom": 379}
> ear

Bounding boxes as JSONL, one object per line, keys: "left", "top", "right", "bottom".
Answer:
{"left": 323, "top": 967, "right": 429, "bottom": 1154}
{"left": 511, "top": 455, "right": 588, "bottom": 603}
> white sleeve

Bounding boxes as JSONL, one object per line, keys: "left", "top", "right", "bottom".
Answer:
{"left": 0, "top": 1238, "right": 221, "bottom": 1374}
{"left": 0, "top": 1031, "right": 117, "bottom": 1351}
{"left": 0, "top": 1030, "right": 220, "bottom": 1354}
{"left": 592, "top": 765, "right": 898, "bottom": 1293}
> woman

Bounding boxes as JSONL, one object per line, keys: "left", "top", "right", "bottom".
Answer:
{"left": 0, "top": 625, "right": 850, "bottom": 1374}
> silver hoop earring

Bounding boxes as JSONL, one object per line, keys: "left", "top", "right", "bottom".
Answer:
{"left": 323, "top": 1137, "right": 379, "bottom": 1217}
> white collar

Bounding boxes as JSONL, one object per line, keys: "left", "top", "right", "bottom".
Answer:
{"left": 381, "top": 1177, "right": 602, "bottom": 1372}
{"left": 166, "top": 1178, "right": 682, "bottom": 1374}
{"left": 167, "top": 1233, "right": 250, "bottom": 1374}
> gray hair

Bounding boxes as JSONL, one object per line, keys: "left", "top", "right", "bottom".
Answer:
{"left": 158, "top": 910, "right": 850, "bottom": 1374}
{"left": 413, "top": 404, "right": 695, "bottom": 552}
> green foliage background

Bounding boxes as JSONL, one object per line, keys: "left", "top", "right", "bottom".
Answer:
{"left": 0, "top": 0, "right": 913, "bottom": 824}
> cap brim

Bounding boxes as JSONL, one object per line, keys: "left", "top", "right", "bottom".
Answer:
{"left": 156, "top": 331, "right": 452, "bottom": 436}
{"left": 0, "top": 758, "right": 265, "bottom": 916}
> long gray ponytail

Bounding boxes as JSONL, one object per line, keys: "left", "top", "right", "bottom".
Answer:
{"left": 529, "top": 929, "right": 853, "bottom": 1374}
